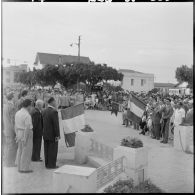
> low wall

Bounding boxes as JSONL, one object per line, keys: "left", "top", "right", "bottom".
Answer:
{"left": 89, "top": 138, "right": 114, "bottom": 161}
{"left": 96, "top": 156, "right": 124, "bottom": 190}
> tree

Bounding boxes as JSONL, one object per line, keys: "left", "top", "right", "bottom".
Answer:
{"left": 175, "top": 65, "right": 193, "bottom": 89}
{"left": 16, "top": 62, "right": 124, "bottom": 90}
{"left": 33, "top": 65, "right": 60, "bottom": 88}
{"left": 16, "top": 71, "right": 36, "bottom": 89}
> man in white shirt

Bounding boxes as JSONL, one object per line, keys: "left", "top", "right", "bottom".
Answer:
{"left": 173, "top": 102, "right": 186, "bottom": 127}
{"left": 15, "top": 99, "right": 33, "bottom": 173}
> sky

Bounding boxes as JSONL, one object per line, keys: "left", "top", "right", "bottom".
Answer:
{"left": 2, "top": 2, "right": 193, "bottom": 83}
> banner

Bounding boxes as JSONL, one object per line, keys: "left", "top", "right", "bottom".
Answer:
{"left": 127, "top": 93, "right": 146, "bottom": 124}
{"left": 60, "top": 103, "right": 85, "bottom": 134}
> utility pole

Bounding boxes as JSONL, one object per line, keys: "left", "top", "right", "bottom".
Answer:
{"left": 78, "top": 35, "right": 81, "bottom": 63}
{"left": 70, "top": 35, "right": 82, "bottom": 91}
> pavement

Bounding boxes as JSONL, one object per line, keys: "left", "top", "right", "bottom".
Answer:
{"left": 2, "top": 110, "right": 194, "bottom": 193}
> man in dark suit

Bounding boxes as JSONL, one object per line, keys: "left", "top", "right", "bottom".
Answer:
{"left": 42, "top": 97, "right": 60, "bottom": 169}
{"left": 31, "top": 99, "right": 44, "bottom": 162}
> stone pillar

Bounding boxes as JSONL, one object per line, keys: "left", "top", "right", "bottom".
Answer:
{"left": 113, "top": 146, "right": 148, "bottom": 186}
{"left": 174, "top": 125, "right": 193, "bottom": 154}
{"left": 75, "top": 131, "right": 95, "bottom": 164}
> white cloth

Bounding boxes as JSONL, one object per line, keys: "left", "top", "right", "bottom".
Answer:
{"left": 15, "top": 108, "right": 33, "bottom": 142}
{"left": 174, "top": 108, "right": 185, "bottom": 126}
{"left": 147, "top": 118, "right": 153, "bottom": 129}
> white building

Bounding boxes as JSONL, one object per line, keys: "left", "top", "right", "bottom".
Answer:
{"left": 118, "top": 69, "right": 154, "bottom": 92}
{"left": 3, "top": 64, "right": 28, "bottom": 87}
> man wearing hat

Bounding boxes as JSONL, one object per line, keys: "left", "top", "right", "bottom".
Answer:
{"left": 3, "top": 92, "right": 17, "bottom": 167}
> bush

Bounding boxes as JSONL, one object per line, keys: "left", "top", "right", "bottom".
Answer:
{"left": 104, "top": 179, "right": 163, "bottom": 193}
{"left": 121, "top": 136, "right": 143, "bottom": 148}
{"left": 104, "top": 179, "right": 134, "bottom": 193}
{"left": 131, "top": 179, "right": 163, "bottom": 193}
{"left": 80, "top": 124, "right": 94, "bottom": 132}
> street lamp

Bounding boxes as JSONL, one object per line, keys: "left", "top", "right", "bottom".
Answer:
{"left": 70, "top": 35, "right": 81, "bottom": 63}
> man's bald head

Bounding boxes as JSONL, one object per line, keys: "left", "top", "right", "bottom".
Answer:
{"left": 36, "top": 99, "right": 44, "bottom": 110}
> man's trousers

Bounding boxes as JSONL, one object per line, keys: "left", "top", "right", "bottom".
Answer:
{"left": 32, "top": 137, "right": 42, "bottom": 161}
{"left": 153, "top": 124, "right": 161, "bottom": 139}
{"left": 4, "top": 136, "right": 17, "bottom": 167}
{"left": 161, "top": 119, "right": 170, "bottom": 143}
{"left": 44, "top": 140, "right": 58, "bottom": 168}
{"left": 16, "top": 130, "right": 33, "bottom": 171}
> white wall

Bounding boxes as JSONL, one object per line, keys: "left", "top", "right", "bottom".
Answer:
{"left": 34, "top": 61, "right": 44, "bottom": 70}
{"left": 121, "top": 72, "right": 154, "bottom": 92}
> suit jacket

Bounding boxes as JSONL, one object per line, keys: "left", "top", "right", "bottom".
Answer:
{"left": 42, "top": 106, "right": 60, "bottom": 142}
{"left": 31, "top": 107, "right": 43, "bottom": 138}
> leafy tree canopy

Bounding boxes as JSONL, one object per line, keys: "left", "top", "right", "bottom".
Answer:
{"left": 16, "top": 63, "right": 124, "bottom": 90}
{"left": 175, "top": 65, "right": 193, "bottom": 89}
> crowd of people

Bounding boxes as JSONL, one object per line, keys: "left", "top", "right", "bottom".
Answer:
{"left": 122, "top": 93, "right": 193, "bottom": 144}
{"left": 3, "top": 87, "right": 86, "bottom": 172}
{"left": 2, "top": 86, "right": 193, "bottom": 174}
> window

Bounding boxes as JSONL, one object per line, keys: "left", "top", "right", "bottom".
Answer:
{"left": 141, "top": 79, "right": 146, "bottom": 86}
{"left": 141, "top": 79, "right": 144, "bottom": 86}
{"left": 131, "top": 79, "right": 134, "bottom": 86}
{"left": 14, "top": 72, "right": 19, "bottom": 82}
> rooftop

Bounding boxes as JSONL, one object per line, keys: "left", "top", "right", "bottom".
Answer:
{"left": 154, "top": 83, "right": 176, "bottom": 88}
{"left": 118, "top": 69, "right": 144, "bottom": 74}
{"left": 34, "top": 52, "right": 91, "bottom": 66}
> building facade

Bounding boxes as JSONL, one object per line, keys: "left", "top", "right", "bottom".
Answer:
{"left": 118, "top": 69, "right": 154, "bottom": 92}
{"left": 3, "top": 64, "right": 28, "bottom": 86}
{"left": 154, "top": 83, "right": 176, "bottom": 95}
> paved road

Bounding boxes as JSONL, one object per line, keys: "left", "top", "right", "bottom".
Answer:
{"left": 2, "top": 110, "right": 194, "bottom": 193}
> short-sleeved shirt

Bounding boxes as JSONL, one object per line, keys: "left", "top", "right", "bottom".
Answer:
{"left": 15, "top": 108, "right": 33, "bottom": 141}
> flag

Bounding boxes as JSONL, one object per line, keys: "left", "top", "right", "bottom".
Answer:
{"left": 127, "top": 93, "right": 146, "bottom": 124}
{"left": 60, "top": 103, "right": 85, "bottom": 134}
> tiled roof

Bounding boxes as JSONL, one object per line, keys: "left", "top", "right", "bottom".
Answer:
{"left": 154, "top": 83, "right": 176, "bottom": 88}
{"left": 34, "top": 52, "right": 91, "bottom": 65}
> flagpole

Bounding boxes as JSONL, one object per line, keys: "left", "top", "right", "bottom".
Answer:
{"left": 77, "top": 35, "right": 81, "bottom": 91}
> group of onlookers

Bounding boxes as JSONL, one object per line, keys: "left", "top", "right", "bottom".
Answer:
{"left": 2, "top": 86, "right": 193, "bottom": 173}
{"left": 122, "top": 94, "right": 193, "bottom": 144}
{"left": 84, "top": 90, "right": 128, "bottom": 111}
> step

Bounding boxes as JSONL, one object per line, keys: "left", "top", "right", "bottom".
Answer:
{"left": 87, "top": 155, "right": 110, "bottom": 168}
